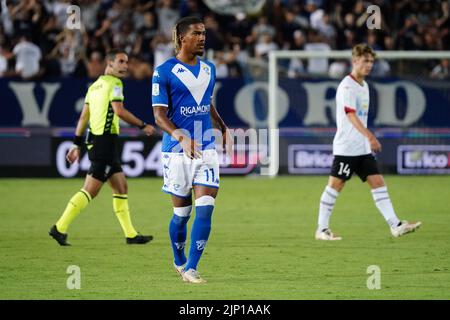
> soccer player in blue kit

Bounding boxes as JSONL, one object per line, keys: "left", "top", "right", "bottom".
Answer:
{"left": 152, "top": 16, "right": 233, "bottom": 283}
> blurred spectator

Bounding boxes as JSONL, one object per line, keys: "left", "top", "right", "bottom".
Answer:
{"left": 1, "top": 0, "right": 14, "bottom": 37}
{"left": 287, "top": 30, "right": 306, "bottom": 78}
{"left": 371, "top": 59, "right": 391, "bottom": 77}
{"left": 137, "top": 11, "right": 158, "bottom": 62}
{"left": 308, "top": 1, "right": 324, "bottom": 31}
{"left": 398, "top": 14, "right": 420, "bottom": 50}
{"left": 328, "top": 60, "right": 348, "bottom": 79}
{"left": 95, "top": 0, "right": 132, "bottom": 37}
{"left": 9, "top": 0, "right": 44, "bottom": 41}
{"left": 11, "top": 34, "right": 42, "bottom": 79}
{"left": 246, "top": 16, "right": 276, "bottom": 49}
{"left": 48, "top": 0, "right": 72, "bottom": 30}
{"left": 180, "top": 0, "right": 207, "bottom": 18}
{"left": 226, "top": 56, "right": 243, "bottom": 78}
{"left": 370, "top": 33, "right": 392, "bottom": 78}
{"left": 229, "top": 42, "right": 248, "bottom": 75}
{"left": 424, "top": 27, "right": 442, "bottom": 50}
{"left": 128, "top": 54, "right": 153, "bottom": 80}
{"left": 430, "top": 59, "right": 450, "bottom": 79}
{"left": 366, "top": 31, "right": 382, "bottom": 51}
{"left": 112, "top": 20, "right": 140, "bottom": 55}
{"left": 213, "top": 51, "right": 229, "bottom": 78}
{"left": 204, "top": 13, "right": 224, "bottom": 51}
{"left": 152, "top": 34, "right": 173, "bottom": 68}
{"left": 304, "top": 29, "right": 330, "bottom": 74}
{"left": 255, "top": 32, "right": 278, "bottom": 59}
{"left": 436, "top": 0, "right": 450, "bottom": 50}
{"left": 85, "top": 51, "right": 105, "bottom": 79}
{"left": 0, "top": 0, "right": 448, "bottom": 80}
{"left": 281, "top": 9, "right": 303, "bottom": 49}
{"left": 157, "top": 0, "right": 180, "bottom": 39}
{"left": 80, "top": 0, "right": 102, "bottom": 32}
{"left": 227, "top": 12, "right": 253, "bottom": 48}
{"left": 315, "top": 13, "right": 336, "bottom": 47}
{"left": 40, "top": 15, "right": 60, "bottom": 57}
{"left": 0, "top": 47, "right": 7, "bottom": 76}
{"left": 58, "top": 45, "right": 78, "bottom": 77}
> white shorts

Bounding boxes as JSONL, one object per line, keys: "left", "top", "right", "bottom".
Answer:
{"left": 161, "top": 149, "right": 220, "bottom": 198}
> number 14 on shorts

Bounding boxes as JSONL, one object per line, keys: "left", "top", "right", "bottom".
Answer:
{"left": 338, "top": 162, "right": 351, "bottom": 177}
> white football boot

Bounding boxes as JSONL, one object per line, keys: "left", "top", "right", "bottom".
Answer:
{"left": 174, "top": 262, "right": 185, "bottom": 278}
{"left": 315, "top": 228, "right": 342, "bottom": 241}
{"left": 391, "top": 220, "right": 422, "bottom": 238}
{"left": 182, "top": 268, "right": 207, "bottom": 283}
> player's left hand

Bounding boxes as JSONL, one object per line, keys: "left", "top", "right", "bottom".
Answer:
{"left": 222, "top": 127, "right": 234, "bottom": 157}
{"left": 142, "top": 124, "right": 156, "bottom": 136}
{"left": 369, "top": 135, "right": 382, "bottom": 153}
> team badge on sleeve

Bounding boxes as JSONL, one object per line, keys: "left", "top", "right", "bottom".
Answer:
{"left": 113, "top": 85, "right": 123, "bottom": 97}
{"left": 152, "top": 83, "right": 160, "bottom": 96}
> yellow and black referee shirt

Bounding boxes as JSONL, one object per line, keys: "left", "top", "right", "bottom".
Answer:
{"left": 84, "top": 74, "right": 124, "bottom": 135}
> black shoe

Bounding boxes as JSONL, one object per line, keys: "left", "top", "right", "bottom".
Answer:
{"left": 126, "top": 234, "right": 153, "bottom": 244}
{"left": 49, "top": 225, "right": 71, "bottom": 246}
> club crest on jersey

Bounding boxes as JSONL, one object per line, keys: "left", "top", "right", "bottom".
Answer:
{"left": 153, "top": 70, "right": 159, "bottom": 77}
{"left": 358, "top": 102, "right": 369, "bottom": 116}
{"left": 202, "top": 65, "right": 210, "bottom": 75}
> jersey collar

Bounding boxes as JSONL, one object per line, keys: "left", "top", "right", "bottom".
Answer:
{"left": 348, "top": 74, "right": 364, "bottom": 87}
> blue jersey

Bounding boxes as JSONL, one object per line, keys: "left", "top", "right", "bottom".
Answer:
{"left": 152, "top": 57, "right": 216, "bottom": 153}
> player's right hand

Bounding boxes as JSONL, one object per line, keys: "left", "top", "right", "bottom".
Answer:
{"left": 369, "top": 136, "right": 382, "bottom": 153}
{"left": 66, "top": 145, "right": 80, "bottom": 163}
{"left": 180, "top": 136, "right": 202, "bottom": 159}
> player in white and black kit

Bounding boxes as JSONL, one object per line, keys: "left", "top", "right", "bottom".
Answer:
{"left": 315, "top": 44, "right": 421, "bottom": 240}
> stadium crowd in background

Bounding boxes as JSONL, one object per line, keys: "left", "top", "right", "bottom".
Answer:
{"left": 0, "top": 0, "right": 449, "bottom": 80}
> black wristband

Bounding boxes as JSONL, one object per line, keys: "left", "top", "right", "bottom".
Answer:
{"left": 73, "top": 135, "right": 83, "bottom": 146}
{"left": 138, "top": 122, "right": 147, "bottom": 129}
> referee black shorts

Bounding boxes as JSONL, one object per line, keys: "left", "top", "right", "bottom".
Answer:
{"left": 87, "top": 134, "right": 122, "bottom": 182}
{"left": 330, "top": 154, "right": 380, "bottom": 182}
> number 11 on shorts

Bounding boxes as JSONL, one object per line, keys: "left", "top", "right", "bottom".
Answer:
{"left": 204, "top": 168, "right": 215, "bottom": 182}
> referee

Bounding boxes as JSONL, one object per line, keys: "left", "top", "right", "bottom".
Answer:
{"left": 49, "top": 49, "right": 155, "bottom": 246}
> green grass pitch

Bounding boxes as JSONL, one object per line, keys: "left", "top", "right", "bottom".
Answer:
{"left": 0, "top": 176, "right": 449, "bottom": 299}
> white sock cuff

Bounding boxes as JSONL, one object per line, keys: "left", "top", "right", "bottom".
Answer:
{"left": 173, "top": 205, "right": 192, "bottom": 217}
{"left": 195, "top": 195, "right": 215, "bottom": 206}
{"left": 371, "top": 186, "right": 388, "bottom": 196}
{"left": 325, "top": 186, "right": 339, "bottom": 197}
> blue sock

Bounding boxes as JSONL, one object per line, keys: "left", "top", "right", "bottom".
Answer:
{"left": 169, "top": 213, "right": 190, "bottom": 266}
{"left": 185, "top": 197, "right": 215, "bottom": 271}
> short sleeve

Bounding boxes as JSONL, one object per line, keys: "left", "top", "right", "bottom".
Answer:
{"left": 151, "top": 67, "right": 169, "bottom": 107}
{"left": 342, "top": 86, "right": 356, "bottom": 114}
{"left": 12, "top": 44, "right": 20, "bottom": 55}
{"left": 84, "top": 88, "right": 90, "bottom": 104}
{"left": 110, "top": 80, "right": 124, "bottom": 102}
